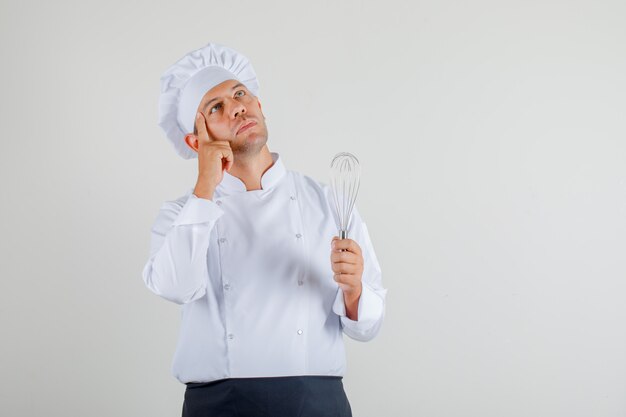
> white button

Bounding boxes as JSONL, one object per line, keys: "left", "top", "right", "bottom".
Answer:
{"left": 295, "top": 233, "right": 302, "bottom": 239}
{"left": 290, "top": 196, "right": 296, "bottom": 200}
{"left": 219, "top": 238, "right": 227, "bottom": 244}
{"left": 298, "top": 280, "right": 304, "bottom": 286}
{"left": 216, "top": 200, "right": 222, "bottom": 206}
{"left": 228, "top": 333, "right": 234, "bottom": 340}
{"left": 224, "top": 284, "right": 231, "bottom": 290}
{"left": 297, "top": 329, "right": 303, "bottom": 335}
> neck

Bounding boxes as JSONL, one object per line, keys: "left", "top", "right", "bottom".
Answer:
{"left": 228, "top": 145, "right": 274, "bottom": 191}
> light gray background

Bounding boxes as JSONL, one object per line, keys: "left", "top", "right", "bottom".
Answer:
{"left": 1, "top": 0, "right": 625, "bottom": 416}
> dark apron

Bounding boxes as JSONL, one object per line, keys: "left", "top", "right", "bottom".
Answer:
{"left": 182, "top": 376, "right": 352, "bottom": 417}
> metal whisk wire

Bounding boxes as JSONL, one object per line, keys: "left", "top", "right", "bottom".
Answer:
{"left": 330, "top": 152, "right": 361, "bottom": 239}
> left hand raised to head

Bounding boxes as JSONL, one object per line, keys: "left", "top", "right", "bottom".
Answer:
{"left": 330, "top": 236, "right": 364, "bottom": 300}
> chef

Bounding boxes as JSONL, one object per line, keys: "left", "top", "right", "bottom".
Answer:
{"left": 142, "top": 42, "right": 387, "bottom": 417}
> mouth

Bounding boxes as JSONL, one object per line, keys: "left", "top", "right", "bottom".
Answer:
{"left": 236, "top": 120, "right": 257, "bottom": 135}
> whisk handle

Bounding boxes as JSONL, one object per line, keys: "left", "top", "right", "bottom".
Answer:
{"left": 339, "top": 230, "right": 348, "bottom": 240}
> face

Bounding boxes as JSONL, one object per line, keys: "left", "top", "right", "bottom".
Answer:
{"left": 192, "top": 79, "right": 268, "bottom": 156}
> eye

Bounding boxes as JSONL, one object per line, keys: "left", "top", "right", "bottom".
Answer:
{"left": 234, "top": 90, "right": 246, "bottom": 98}
{"left": 209, "top": 103, "right": 222, "bottom": 114}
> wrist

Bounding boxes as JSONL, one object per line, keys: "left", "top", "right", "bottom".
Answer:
{"left": 343, "top": 283, "right": 362, "bottom": 302}
{"left": 193, "top": 181, "right": 216, "bottom": 200}
{"left": 344, "top": 285, "right": 362, "bottom": 321}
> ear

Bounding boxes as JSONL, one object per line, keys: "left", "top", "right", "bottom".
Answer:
{"left": 184, "top": 134, "right": 199, "bottom": 153}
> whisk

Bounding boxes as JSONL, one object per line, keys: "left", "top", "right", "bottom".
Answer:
{"left": 330, "top": 152, "right": 361, "bottom": 239}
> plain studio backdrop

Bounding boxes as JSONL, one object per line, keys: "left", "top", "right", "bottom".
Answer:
{"left": 1, "top": 0, "right": 625, "bottom": 416}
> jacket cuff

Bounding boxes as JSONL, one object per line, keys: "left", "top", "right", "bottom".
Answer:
{"left": 172, "top": 194, "right": 224, "bottom": 226}
{"left": 332, "top": 281, "right": 384, "bottom": 329}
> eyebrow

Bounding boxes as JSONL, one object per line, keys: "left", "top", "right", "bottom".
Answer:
{"left": 200, "top": 83, "right": 245, "bottom": 112}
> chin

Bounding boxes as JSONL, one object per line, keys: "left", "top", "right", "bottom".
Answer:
{"left": 232, "top": 133, "right": 268, "bottom": 154}
{"left": 244, "top": 129, "right": 268, "bottom": 144}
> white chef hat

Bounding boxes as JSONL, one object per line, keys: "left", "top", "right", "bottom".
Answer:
{"left": 158, "top": 42, "right": 260, "bottom": 159}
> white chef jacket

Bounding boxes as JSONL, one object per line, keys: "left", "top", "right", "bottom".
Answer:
{"left": 142, "top": 152, "right": 387, "bottom": 384}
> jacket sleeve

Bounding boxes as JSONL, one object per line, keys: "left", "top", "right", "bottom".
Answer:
{"left": 141, "top": 193, "right": 224, "bottom": 305}
{"left": 332, "top": 206, "right": 387, "bottom": 342}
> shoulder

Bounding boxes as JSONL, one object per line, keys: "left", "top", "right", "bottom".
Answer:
{"left": 287, "top": 170, "right": 332, "bottom": 200}
{"left": 286, "top": 170, "right": 340, "bottom": 227}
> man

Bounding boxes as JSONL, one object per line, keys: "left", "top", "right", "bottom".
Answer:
{"left": 142, "top": 42, "right": 387, "bottom": 417}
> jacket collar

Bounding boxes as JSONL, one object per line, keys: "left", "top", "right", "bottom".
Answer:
{"left": 216, "top": 152, "right": 286, "bottom": 195}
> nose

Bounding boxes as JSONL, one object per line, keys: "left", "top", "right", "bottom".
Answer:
{"left": 227, "top": 98, "right": 246, "bottom": 119}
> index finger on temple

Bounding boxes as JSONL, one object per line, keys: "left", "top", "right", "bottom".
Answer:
{"left": 195, "top": 112, "right": 213, "bottom": 143}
